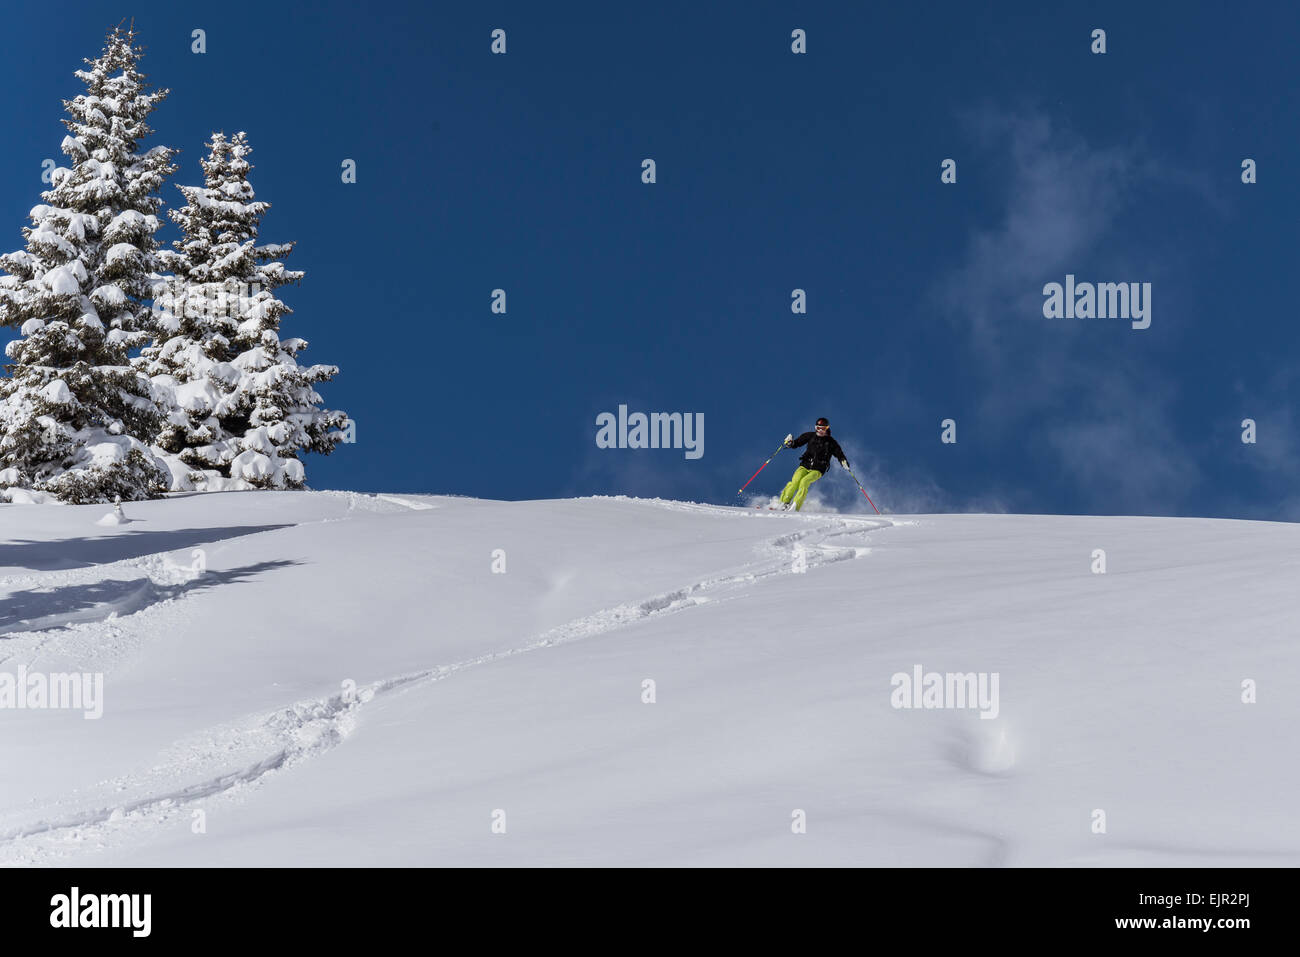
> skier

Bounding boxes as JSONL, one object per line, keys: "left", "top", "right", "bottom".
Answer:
{"left": 778, "top": 417, "right": 849, "bottom": 511}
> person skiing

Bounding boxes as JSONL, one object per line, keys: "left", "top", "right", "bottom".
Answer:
{"left": 778, "top": 417, "right": 849, "bottom": 511}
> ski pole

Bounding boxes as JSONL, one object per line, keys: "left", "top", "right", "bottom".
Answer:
{"left": 844, "top": 465, "right": 881, "bottom": 514}
{"left": 737, "top": 441, "right": 788, "bottom": 496}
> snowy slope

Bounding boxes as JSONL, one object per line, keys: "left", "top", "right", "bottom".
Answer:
{"left": 1, "top": 492, "right": 1296, "bottom": 866}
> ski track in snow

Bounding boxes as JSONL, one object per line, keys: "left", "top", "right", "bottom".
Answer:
{"left": 0, "top": 501, "right": 887, "bottom": 864}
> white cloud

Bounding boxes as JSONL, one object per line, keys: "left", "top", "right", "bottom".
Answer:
{"left": 933, "top": 105, "right": 1208, "bottom": 514}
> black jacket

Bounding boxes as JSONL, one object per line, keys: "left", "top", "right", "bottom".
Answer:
{"left": 787, "top": 431, "right": 848, "bottom": 474}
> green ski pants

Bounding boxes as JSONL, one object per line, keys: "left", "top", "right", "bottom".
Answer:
{"left": 780, "top": 466, "right": 822, "bottom": 511}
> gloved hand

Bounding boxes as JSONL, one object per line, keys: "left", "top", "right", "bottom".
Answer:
{"left": 784, "top": 433, "right": 793, "bottom": 446}
{"left": 841, "top": 459, "right": 851, "bottom": 470}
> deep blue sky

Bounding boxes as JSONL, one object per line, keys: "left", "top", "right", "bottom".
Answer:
{"left": 1, "top": 1, "right": 1297, "bottom": 517}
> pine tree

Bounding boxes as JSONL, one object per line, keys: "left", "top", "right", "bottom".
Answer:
{"left": 0, "top": 27, "right": 175, "bottom": 503}
{"left": 143, "top": 131, "right": 346, "bottom": 490}
{"left": 140, "top": 131, "right": 243, "bottom": 485}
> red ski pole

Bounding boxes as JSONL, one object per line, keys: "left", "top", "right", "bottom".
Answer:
{"left": 844, "top": 465, "right": 881, "bottom": 514}
{"left": 737, "top": 441, "right": 788, "bottom": 496}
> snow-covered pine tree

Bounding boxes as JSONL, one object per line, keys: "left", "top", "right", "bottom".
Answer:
{"left": 0, "top": 26, "right": 175, "bottom": 503}
{"left": 139, "top": 131, "right": 241, "bottom": 487}
{"left": 142, "top": 131, "right": 346, "bottom": 490}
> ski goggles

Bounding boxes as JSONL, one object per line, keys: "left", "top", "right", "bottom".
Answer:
{"left": 815, "top": 424, "right": 829, "bottom": 431}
